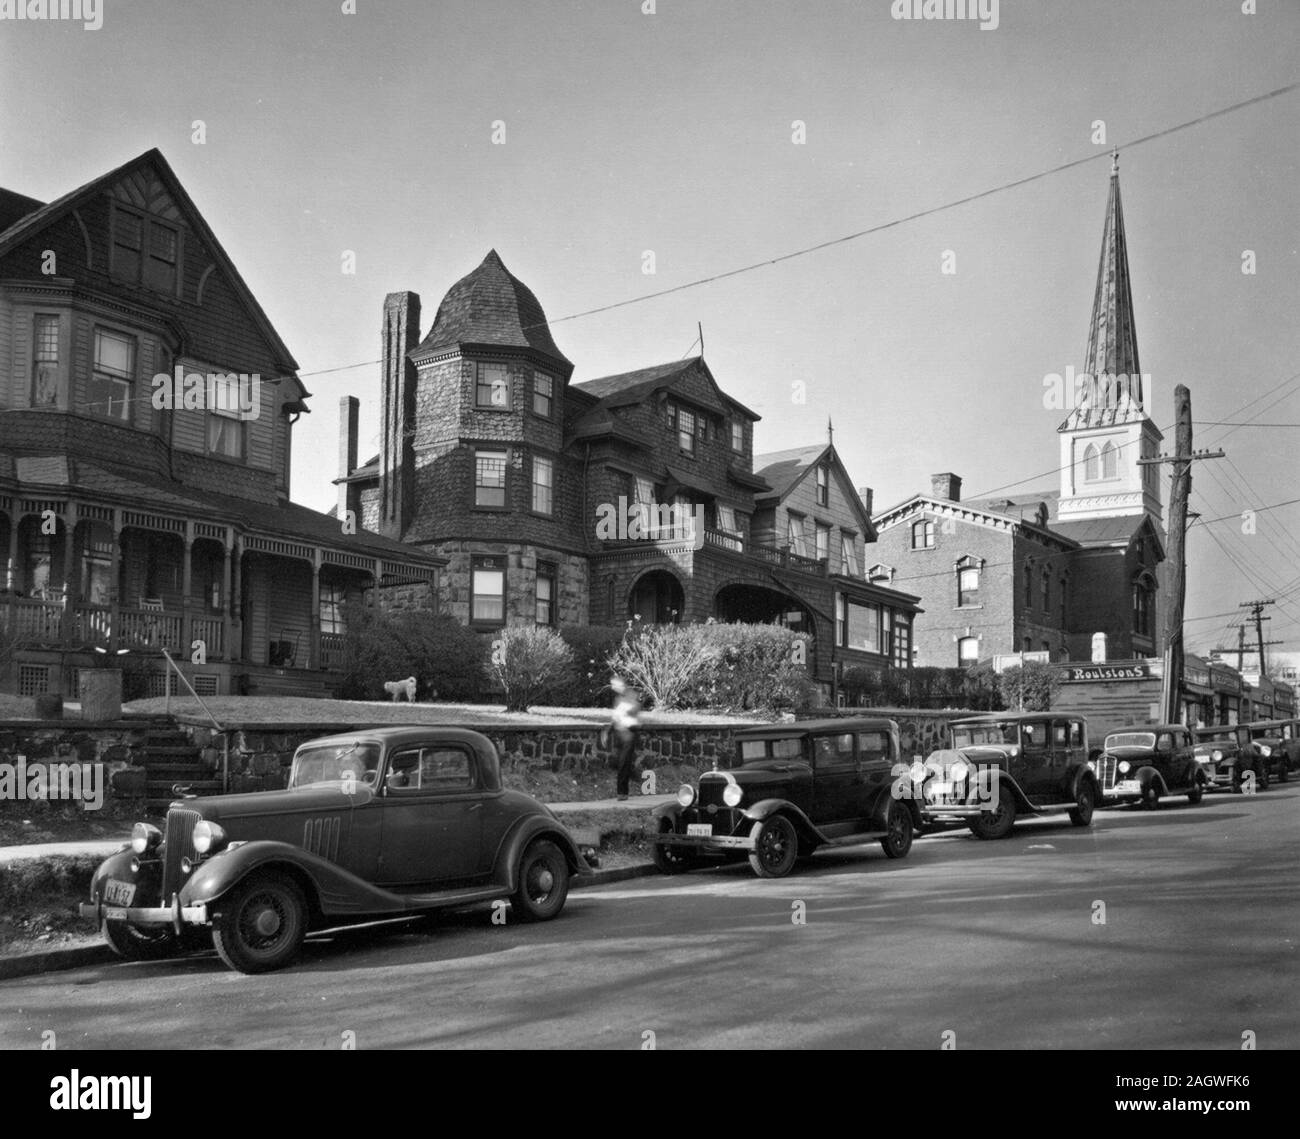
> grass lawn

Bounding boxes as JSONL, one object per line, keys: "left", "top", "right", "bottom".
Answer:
{"left": 122, "top": 695, "right": 768, "bottom": 730}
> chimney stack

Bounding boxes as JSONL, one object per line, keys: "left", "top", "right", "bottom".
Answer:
{"left": 379, "top": 291, "right": 421, "bottom": 539}
{"left": 337, "top": 395, "right": 359, "bottom": 523}
{"left": 858, "top": 486, "right": 874, "bottom": 517}
{"left": 930, "top": 472, "right": 962, "bottom": 502}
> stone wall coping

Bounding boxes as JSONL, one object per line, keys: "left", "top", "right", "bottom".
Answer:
{"left": 171, "top": 714, "right": 763, "bottom": 732}
{"left": 0, "top": 719, "right": 150, "bottom": 731}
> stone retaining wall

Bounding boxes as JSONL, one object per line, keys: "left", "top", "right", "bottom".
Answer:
{"left": 0, "top": 722, "right": 151, "bottom": 809}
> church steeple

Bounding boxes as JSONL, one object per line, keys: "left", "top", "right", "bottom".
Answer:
{"left": 1064, "top": 153, "right": 1146, "bottom": 430}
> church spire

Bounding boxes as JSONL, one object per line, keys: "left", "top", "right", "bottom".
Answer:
{"left": 1066, "top": 156, "right": 1145, "bottom": 428}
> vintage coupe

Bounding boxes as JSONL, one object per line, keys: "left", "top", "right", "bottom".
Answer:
{"left": 651, "top": 717, "right": 921, "bottom": 878}
{"left": 80, "top": 727, "right": 589, "bottom": 973}
{"left": 1243, "top": 720, "right": 1299, "bottom": 783}
{"left": 1094, "top": 725, "right": 1206, "bottom": 808}
{"left": 1191, "top": 724, "right": 1268, "bottom": 792}
{"left": 918, "top": 712, "right": 1099, "bottom": 838}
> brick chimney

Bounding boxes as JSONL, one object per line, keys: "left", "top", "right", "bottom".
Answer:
{"left": 379, "top": 291, "right": 421, "bottom": 539}
{"left": 858, "top": 486, "right": 874, "bottom": 516}
{"left": 337, "top": 395, "right": 359, "bottom": 523}
{"left": 930, "top": 472, "right": 962, "bottom": 502}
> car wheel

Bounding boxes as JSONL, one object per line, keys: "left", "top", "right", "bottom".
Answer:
{"left": 1069, "top": 780, "right": 1096, "bottom": 826}
{"left": 211, "top": 872, "right": 307, "bottom": 975}
{"left": 748, "top": 815, "right": 799, "bottom": 878}
{"left": 1187, "top": 778, "right": 1204, "bottom": 804}
{"left": 101, "top": 919, "right": 180, "bottom": 962}
{"left": 1259, "top": 765, "right": 1270, "bottom": 790}
{"left": 880, "top": 801, "right": 914, "bottom": 859}
{"left": 652, "top": 818, "right": 697, "bottom": 875}
{"left": 970, "top": 786, "right": 1016, "bottom": 840}
{"left": 1140, "top": 781, "right": 1161, "bottom": 811}
{"left": 1278, "top": 764, "right": 1289, "bottom": 784}
{"left": 512, "top": 839, "right": 570, "bottom": 922}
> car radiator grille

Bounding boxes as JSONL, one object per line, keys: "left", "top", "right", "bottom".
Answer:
{"left": 698, "top": 778, "right": 729, "bottom": 810}
{"left": 162, "top": 808, "right": 202, "bottom": 900}
{"left": 1096, "top": 756, "right": 1118, "bottom": 790}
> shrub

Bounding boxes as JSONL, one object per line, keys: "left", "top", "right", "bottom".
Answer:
{"left": 995, "top": 662, "right": 1061, "bottom": 711}
{"left": 605, "top": 623, "right": 713, "bottom": 710}
{"left": 838, "top": 663, "right": 1001, "bottom": 710}
{"left": 485, "top": 626, "right": 575, "bottom": 712}
{"left": 337, "top": 607, "right": 487, "bottom": 702}
{"left": 551, "top": 625, "right": 631, "bottom": 706}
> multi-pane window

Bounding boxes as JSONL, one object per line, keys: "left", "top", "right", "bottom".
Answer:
{"left": 731, "top": 420, "right": 743, "bottom": 452}
{"left": 111, "top": 205, "right": 179, "bottom": 295}
{"left": 634, "top": 476, "right": 657, "bottom": 536}
{"left": 716, "top": 504, "right": 742, "bottom": 551}
{"left": 320, "top": 583, "right": 346, "bottom": 634}
{"left": 475, "top": 362, "right": 510, "bottom": 409}
{"left": 815, "top": 464, "right": 829, "bottom": 506}
{"left": 1133, "top": 579, "right": 1153, "bottom": 637}
{"left": 892, "top": 613, "right": 911, "bottom": 668}
{"left": 841, "top": 533, "right": 859, "bottom": 577}
{"left": 787, "top": 514, "right": 808, "bottom": 557}
{"left": 471, "top": 556, "right": 506, "bottom": 624}
{"left": 475, "top": 449, "right": 508, "bottom": 507}
{"left": 676, "top": 405, "right": 697, "bottom": 454}
{"left": 911, "top": 519, "right": 935, "bottom": 549}
{"left": 533, "top": 371, "right": 554, "bottom": 417}
{"left": 532, "top": 454, "right": 554, "bottom": 515}
{"left": 958, "top": 566, "right": 979, "bottom": 606}
{"left": 815, "top": 523, "right": 830, "bottom": 562}
{"left": 535, "top": 563, "right": 556, "bottom": 626}
{"left": 841, "top": 600, "right": 881, "bottom": 653}
{"left": 90, "top": 328, "right": 135, "bottom": 421}
{"left": 32, "top": 314, "right": 59, "bottom": 406}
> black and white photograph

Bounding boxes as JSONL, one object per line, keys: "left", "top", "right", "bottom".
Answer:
{"left": 0, "top": 0, "right": 1297, "bottom": 1088}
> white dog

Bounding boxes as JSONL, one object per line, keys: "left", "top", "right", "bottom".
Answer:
{"left": 383, "top": 676, "right": 417, "bottom": 702}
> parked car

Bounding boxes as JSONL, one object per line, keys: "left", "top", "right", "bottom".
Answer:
{"left": 1242, "top": 720, "right": 1300, "bottom": 783}
{"left": 1191, "top": 724, "right": 1268, "bottom": 793}
{"left": 80, "top": 727, "right": 589, "bottom": 973}
{"left": 918, "top": 712, "right": 1099, "bottom": 839}
{"left": 1095, "top": 724, "right": 1206, "bottom": 808}
{"left": 651, "top": 717, "right": 921, "bottom": 878}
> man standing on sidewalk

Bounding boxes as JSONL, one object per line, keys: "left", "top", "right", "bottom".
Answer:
{"left": 610, "top": 676, "right": 642, "bottom": 800}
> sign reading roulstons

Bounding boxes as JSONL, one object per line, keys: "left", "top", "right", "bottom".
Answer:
{"left": 1063, "top": 664, "right": 1151, "bottom": 682}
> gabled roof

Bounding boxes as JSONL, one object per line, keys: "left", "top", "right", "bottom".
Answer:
{"left": 410, "top": 249, "right": 571, "bottom": 370}
{"left": 0, "top": 187, "right": 42, "bottom": 233}
{"left": 753, "top": 443, "right": 876, "bottom": 540}
{"left": 0, "top": 149, "right": 304, "bottom": 396}
{"left": 1051, "top": 513, "right": 1165, "bottom": 559}
{"left": 571, "top": 355, "right": 760, "bottom": 420}
{"left": 873, "top": 493, "right": 1079, "bottom": 551}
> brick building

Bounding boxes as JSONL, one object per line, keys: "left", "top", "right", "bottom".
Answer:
{"left": 0, "top": 150, "right": 443, "bottom": 699}
{"left": 337, "top": 251, "right": 919, "bottom": 687}
{"left": 872, "top": 161, "right": 1166, "bottom": 668}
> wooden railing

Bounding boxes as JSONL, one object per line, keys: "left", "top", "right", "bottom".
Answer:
{"left": 117, "top": 607, "right": 184, "bottom": 653}
{"left": 189, "top": 615, "right": 225, "bottom": 659}
{"left": 319, "top": 632, "right": 346, "bottom": 670}
{"left": 8, "top": 598, "right": 64, "bottom": 641}
{"left": 700, "top": 532, "right": 828, "bottom": 576}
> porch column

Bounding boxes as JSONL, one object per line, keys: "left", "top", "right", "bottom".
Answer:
{"left": 108, "top": 509, "right": 122, "bottom": 651}
{"left": 310, "top": 549, "right": 322, "bottom": 671}
{"left": 181, "top": 521, "right": 194, "bottom": 657}
{"left": 221, "top": 531, "right": 233, "bottom": 663}
{"left": 230, "top": 540, "right": 243, "bottom": 662}
{"left": 61, "top": 503, "right": 79, "bottom": 652}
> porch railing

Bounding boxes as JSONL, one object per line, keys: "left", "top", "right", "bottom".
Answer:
{"left": 319, "top": 632, "right": 346, "bottom": 670}
{"left": 700, "top": 532, "right": 829, "bottom": 576}
{"left": 190, "top": 615, "right": 225, "bottom": 659}
{"left": 117, "top": 607, "right": 184, "bottom": 653}
{"left": 9, "top": 598, "right": 64, "bottom": 641}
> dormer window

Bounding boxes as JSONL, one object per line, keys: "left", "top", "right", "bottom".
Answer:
{"left": 110, "top": 203, "right": 180, "bottom": 296}
{"left": 674, "top": 405, "right": 696, "bottom": 454}
{"left": 475, "top": 362, "right": 511, "bottom": 409}
{"left": 815, "top": 464, "right": 829, "bottom": 506}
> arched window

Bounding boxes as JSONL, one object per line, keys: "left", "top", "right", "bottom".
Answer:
{"left": 956, "top": 555, "right": 981, "bottom": 606}
{"left": 1083, "top": 443, "right": 1099, "bottom": 481}
{"left": 1022, "top": 561, "right": 1033, "bottom": 606}
{"left": 911, "top": 519, "right": 935, "bottom": 549}
{"left": 1101, "top": 441, "right": 1118, "bottom": 480}
{"left": 1132, "top": 574, "right": 1156, "bottom": 638}
{"left": 1059, "top": 577, "right": 1067, "bottom": 625}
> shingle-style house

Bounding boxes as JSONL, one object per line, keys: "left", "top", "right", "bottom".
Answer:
{"left": 872, "top": 162, "right": 1166, "bottom": 668}
{"left": 337, "top": 251, "right": 920, "bottom": 690}
{"left": 0, "top": 150, "right": 443, "bottom": 699}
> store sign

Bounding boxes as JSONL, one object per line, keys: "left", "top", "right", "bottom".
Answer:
{"left": 1064, "top": 664, "right": 1150, "bottom": 682}
{"left": 1185, "top": 663, "right": 1211, "bottom": 688}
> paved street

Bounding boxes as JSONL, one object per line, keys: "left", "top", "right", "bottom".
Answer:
{"left": 3, "top": 786, "right": 1297, "bottom": 1050}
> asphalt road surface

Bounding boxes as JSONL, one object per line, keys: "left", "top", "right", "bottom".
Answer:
{"left": 3, "top": 785, "right": 1297, "bottom": 1050}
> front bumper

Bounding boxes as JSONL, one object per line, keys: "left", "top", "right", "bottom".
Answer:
{"left": 655, "top": 831, "right": 755, "bottom": 852}
{"left": 80, "top": 897, "right": 209, "bottom": 932}
{"left": 1101, "top": 779, "right": 1143, "bottom": 801}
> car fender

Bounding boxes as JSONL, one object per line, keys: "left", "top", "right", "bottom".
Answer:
{"left": 179, "top": 840, "right": 408, "bottom": 919}
{"left": 973, "top": 769, "right": 1033, "bottom": 813}
{"left": 1133, "top": 766, "right": 1167, "bottom": 794}
{"left": 1067, "top": 765, "right": 1100, "bottom": 801}
{"left": 495, "top": 815, "right": 590, "bottom": 891}
{"left": 651, "top": 802, "right": 684, "bottom": 823}
{"left": 87, "top": 846, "right": 141, "bottom": 900}
{"left": 743, "top": 799, "right": 825, "bottom": 845}
{"left": 874, "top": 787, "right": 922, "bottom": 829}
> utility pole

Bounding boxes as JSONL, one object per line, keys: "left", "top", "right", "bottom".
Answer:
{"left": 1138, "top": 385, "right": 1225, "bottom": 724}
{"left": 1239, "top": 599, "right": 1281, "bottom": 679}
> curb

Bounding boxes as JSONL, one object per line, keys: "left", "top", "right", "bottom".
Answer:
{"left": 0, "top": 860, "right": 662, "bottom": 982}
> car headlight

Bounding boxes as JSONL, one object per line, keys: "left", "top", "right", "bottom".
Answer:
{"left": 722, "top": 783, "right": 743, "bottom": 807}
{"left": 192, "top": 820, "right": 227, "bottom": 855}
{"left": 676, "top": 785, "right": 696, "bottom": 808}
{"left": 1212, "top": 750, "right": 1223, "bottom": 761}
{"left": 910, "top": 761, "right": 927, "bottom": 783}
{"left": 1118, "top": 761, "right": 1131, "bottom": 774}
{"left": 949, "top": 761, "right": 969, "bottom": 781}
{"left": 1259, "top": 745, "right": 1272, "bottom": 756}
{"left": 131, "top": 822, "right": 162, "bottom": 855}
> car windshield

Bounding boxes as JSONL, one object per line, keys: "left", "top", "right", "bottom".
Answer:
{"left": 290, "top": 742, "right": 381, "bottom": 788}
{"left": 952, "top": 721, "right": 1024, "bottom": 748}
{"left": 737, "top": 738, "right": 802, "bottom": 764}
{"left": 1195, "top": 731, "right": 1235, "bottom": 745}
{"left": 1248, "top": 727, "right": 1277, "bottom": 740}
{"left": 1106, "top": 732, "right": 1155, "bottom": 750}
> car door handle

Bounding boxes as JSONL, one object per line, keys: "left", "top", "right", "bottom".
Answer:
{"left": 468, "top": 802, "right": 483, "bottom": 812}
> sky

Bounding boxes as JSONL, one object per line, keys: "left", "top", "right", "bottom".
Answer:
{"left": 1, "top": 0, "right": 1297, "bottom": 655}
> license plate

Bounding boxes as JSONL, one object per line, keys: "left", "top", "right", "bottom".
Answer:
{"left": 104, "top": 879, "right": 136, "bottom": 906}
{"left": 1115, "top": 780, "right": 1141, "bottom": 794}
{"left": 686, "top": 823, "right": 713, "bottom": 837}
{"left": 102, "top": 906, "right": 129, "bottom": 921}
